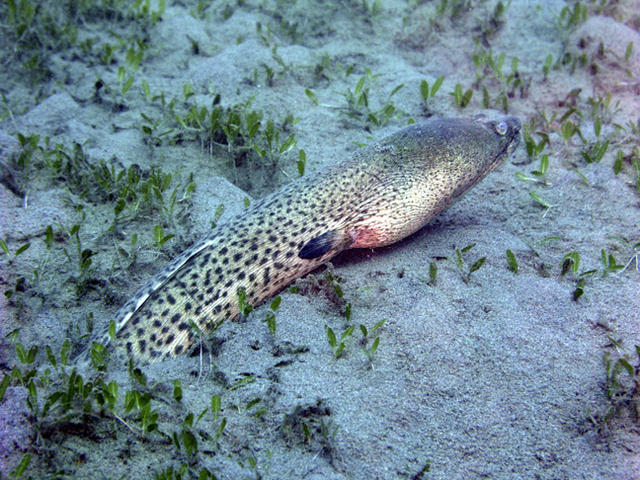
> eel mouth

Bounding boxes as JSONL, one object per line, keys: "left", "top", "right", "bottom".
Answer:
{"left": 504, "top": 117, "right": 522, "bottom": 155}
{"left": 491, "top": 116, "right": 522, "bottom": 169}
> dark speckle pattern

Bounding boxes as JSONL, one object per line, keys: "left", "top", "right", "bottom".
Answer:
{"left": 112, "top": 116, "right": 521, "bottom": 361}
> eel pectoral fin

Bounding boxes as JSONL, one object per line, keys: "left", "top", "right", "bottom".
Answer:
{"left": 298, "top": 229, "right": 354, "bottom": 259}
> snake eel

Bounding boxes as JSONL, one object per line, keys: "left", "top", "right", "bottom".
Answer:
{"left": 111, "top": 115, "right": 521, "bottom": 361}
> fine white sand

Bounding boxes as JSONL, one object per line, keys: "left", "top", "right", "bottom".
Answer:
{"left": 1, "top": 1, "right": 638, "bottom": 478}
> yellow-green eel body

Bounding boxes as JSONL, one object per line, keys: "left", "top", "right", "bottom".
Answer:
{"left": 113, "top": 115, "right": 521, "bottom": 361}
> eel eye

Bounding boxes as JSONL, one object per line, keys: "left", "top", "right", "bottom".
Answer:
{"left": 495, "top": 121, "right": 508, "bottom": 136}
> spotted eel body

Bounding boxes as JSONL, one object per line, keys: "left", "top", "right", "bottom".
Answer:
{"left": 113, "top": 115, "right": 521, "bottom": 361}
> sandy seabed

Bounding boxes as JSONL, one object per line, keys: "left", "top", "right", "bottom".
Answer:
{"left": 0, "top": 1, "right": 639, "bottom": 479}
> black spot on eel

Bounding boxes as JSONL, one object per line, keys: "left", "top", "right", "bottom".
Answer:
{"left": 111, "top": 115, "right": 521, "bottom": 361}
